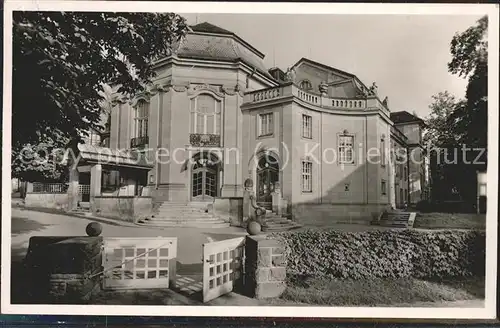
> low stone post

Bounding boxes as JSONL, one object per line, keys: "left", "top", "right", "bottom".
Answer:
{"left": 24, "top": 224, "right": 104, "bottom": 304}
{"left": 244, "top": 235, "right": 286, "bottom": 299}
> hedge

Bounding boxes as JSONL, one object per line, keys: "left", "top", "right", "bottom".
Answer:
{"left": 271, "top": 229, "right": 485, "bottom": 280}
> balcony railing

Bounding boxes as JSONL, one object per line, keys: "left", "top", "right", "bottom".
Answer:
{"left": 189, "top": 133, "right": 221, "bottom": 147}
{"left": 130, "top": 136, "right": 149, "bottom": 149}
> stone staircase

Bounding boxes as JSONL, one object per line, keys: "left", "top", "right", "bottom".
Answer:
{"left": 137, "top": 201, "right": 230, "bottom": 228}
{"left": 373, "top": 210, "right": 416, "bottom": 228}
{"left": 261, "top": 210, "right": 302, "bottom": 232}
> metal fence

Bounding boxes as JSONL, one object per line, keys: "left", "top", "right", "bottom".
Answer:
{"left": 32, "top": 183, "right": 68, "bottom": 194}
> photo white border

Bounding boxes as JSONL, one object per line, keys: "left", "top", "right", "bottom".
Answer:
{"left": 2, "top": 1, "right": 499, "bottom": 319}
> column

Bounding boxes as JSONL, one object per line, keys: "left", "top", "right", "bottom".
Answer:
{"left": 389, "top": 155, "right": 396, "bottom": 209}
{"left": 67, "top": 167, "right": 79, "bottom": 211}
{"left": 89, "top": 164, "right": 102, "bottom": 206}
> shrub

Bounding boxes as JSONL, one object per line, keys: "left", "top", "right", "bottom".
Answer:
{"left": 416, "top": 200, "right": 433, "bottom": 212}
{"left": 271, "top": 229, "right": 485, "bottom": 280}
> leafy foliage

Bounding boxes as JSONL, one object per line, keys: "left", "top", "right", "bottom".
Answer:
{"left": 272, "top": 229, "right": 485, "bottom": 280}
{"left": 425, "top": 16, "right": 488, "bottom": 204}
{"left": 12, "top": 12, "right": 188, "bottom": 181}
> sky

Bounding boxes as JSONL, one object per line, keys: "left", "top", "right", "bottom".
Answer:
{"left": 181, "top": 13, "right": 482, "bottom": 118}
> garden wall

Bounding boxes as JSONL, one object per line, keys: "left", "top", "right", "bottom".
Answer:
{"left": 272, "top": 229, "right": 485, "bottom": 279}
{"left": 91, "top": 196, "right": 152, "bottom": 223}
{"left": 213, "top": 197, "right": 243, "bottom": 226}
{"left": 25, "top": 193, "right": 69, "bottom": 210}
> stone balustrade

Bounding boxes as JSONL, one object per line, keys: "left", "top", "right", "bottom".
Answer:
{"left": 296, "top": 89, "right": 320, "bottom": 105}
{"left": 246, "top": 86, "right": 285, "bottom": 103}
{"left": 243, "top": 85, "right": 393, "bottom": 113}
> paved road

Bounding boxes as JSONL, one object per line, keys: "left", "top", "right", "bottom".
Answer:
{"left": 11, "top": 207, "right": 247, "bottom": 267}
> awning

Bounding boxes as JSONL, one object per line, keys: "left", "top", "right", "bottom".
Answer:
{"left": 77, "top": 144, "right": 153, "bottom": 169}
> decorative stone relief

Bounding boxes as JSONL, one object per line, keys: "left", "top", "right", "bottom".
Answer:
{"left": 172, "top": 85, "right": 188, "bottom": 93}
{"left": 368, "top": 82, "right": 378, "bottom": 95}
{"left": 382, "top": 96, "right": 389, "bottom": 108}
{"left": 222, "top": 84, "right": 245, "bottom": 97}
{"left": 187, "top": 83, "right": 224, "bottom": 97}
{"left": 284, "top": 67, "right": 296, "bottom": 82}
{"left": 319, "top": 81, "right": 328, "bottom": 96}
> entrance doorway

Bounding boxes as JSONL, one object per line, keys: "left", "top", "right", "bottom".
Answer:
{"left": 191, "top": 152, "right": 220, "bottom": 201}
{"left": 256, "top": 155, "right": 279, "bottom": 210}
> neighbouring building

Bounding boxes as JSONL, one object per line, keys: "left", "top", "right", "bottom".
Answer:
{"left": 63, "top": 22, "right": 428, "bottom": 225}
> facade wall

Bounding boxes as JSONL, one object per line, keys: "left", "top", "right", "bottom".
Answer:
{"left": 105, "top": 48, "right": 416, "bottom": 223}
{"left": 109, "top": 62, "right": 275, "bottom": 203}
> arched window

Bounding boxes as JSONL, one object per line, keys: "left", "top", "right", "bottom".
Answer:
{"left": 190, "top": 94, "right": 221, "bottom": 135}
{"left": 134, "top": 100, "right": 149, "bottom": 138}
{"left": 299, "top": 80, "right": 313, "bottom": 91}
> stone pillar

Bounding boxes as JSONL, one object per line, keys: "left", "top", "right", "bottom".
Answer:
{"left": 67, "top": 167, "right": 79, "bottom": 211}
{"left": 244, "top": 235, "right": 286, "bottom": 299}
{"left": 24, "top": 236, "right": 103, "bottom": 304}
{"left": 26, "top": 182, "right": 34, "bottom": 193}
{"left": 242, "top": 189, "right": 254, "bottom": 227}
{"left": 89, "top": 164, "right": 102, "bottom": 205}
{"left": 389, "top": 155, "right": 396, "bottom": 209}
{"left": 271, "top": 190, "right": 282, "bottom": 216}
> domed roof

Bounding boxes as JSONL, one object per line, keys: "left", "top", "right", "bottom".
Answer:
{"left": 175, "top": 22, "right": 272, "bottom": 79}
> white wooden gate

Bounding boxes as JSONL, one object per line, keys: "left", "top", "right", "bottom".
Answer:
{"left": 202, "top": 237, "right": 245, "bottom": 303}
{"left": 102, "top": 237, "right": 177, "bottom": 290}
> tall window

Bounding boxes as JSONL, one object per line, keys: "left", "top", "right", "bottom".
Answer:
{"left": 190, "top": 94, "right": 221, "bottom": 135}
{"left": 380, "top": 137, "right": 386, "bottom": 166}
{"left": 338, "top": 135, "right": 354, "bottom": 164}
{"left": 381, "top": 180, "right": 387, "bottom": 195}
{"left": 134, "top": 101, "right": 149, "bottom": 138}
{"left": 302, "top": 114, "right": 312, "bottom": 139}
{"left": 259, "top": 113, "right": 274, "bottom": 136}
{"left": 301, "top": 159, "right": 312, "bottom": 192}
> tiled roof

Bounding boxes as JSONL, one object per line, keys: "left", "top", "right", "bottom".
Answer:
{"left": 390, "top": 111, "right": 424, "bottom": 125}
{"left": 176, "top": 22, "right": 272, "bottom": 79}
{"left": 191, "top": 22, "right": 233, "bottom": 35}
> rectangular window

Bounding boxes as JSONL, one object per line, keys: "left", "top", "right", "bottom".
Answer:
{"left": 134, "top": 101, "right": 149, "bottom": 138}
{"left": 302, "top": 114, "right": 312, "bottom": 139}
{"left": 381, "top": 138, "right": 386, "bottom": 167}
{"left": 338, "top": 135, "right": 354, "bottom": 164}
{"left": 381, "top": 180, "right": 387, "bottom": 195}
{"left": 301, "top": 160, "right": 312, "bottom": 192}
{"left": 404, "top": 166, "right": 408, "bottom": 181}
{"left": 259, "top": 113, "right": 273, "bottom": 136}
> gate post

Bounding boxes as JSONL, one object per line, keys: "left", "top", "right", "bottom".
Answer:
{"left": 244, "top": 235, "right": 286, "bottom": 299}
{"left": 24, "top": 236, "right": 104, "bottom": 304}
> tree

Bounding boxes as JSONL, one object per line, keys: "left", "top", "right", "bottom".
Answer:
{"left": 448, "top": 15, "right": 488, "bottom": 151}
{"left": 425, "top": 16, "right": 488, "bottom": 207}
{"left": 12, "top": 12, "right": 188, "bottom": 182}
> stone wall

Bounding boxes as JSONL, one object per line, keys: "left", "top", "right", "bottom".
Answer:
{"left": 24, "top": 193, "right": 69, "bottom": 210}
{"left": 24, "top": 236, "right": 103, "bottom": 304}
{"left": 92, "top": 196, "right": 152, "bottom": 223}
{"left": 291, "top": 203, "right": 389, "bottom": 226}
{"left": 244, "top": 236, "right": 286, "bottom": 299}
{"left": 213, "top": 197, "right": 243, "bottom": 226}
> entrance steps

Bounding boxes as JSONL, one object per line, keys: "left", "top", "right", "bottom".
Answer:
{"left": 261, "top": 210, "right": 302, "bottom": 232}
{"left": 373, "top": 210, "right": 416, "bottom": 228}
{"left": 137, "top": 201, "right": 230, "bottom": 228}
